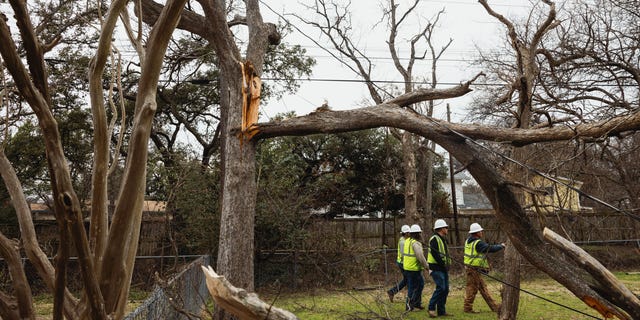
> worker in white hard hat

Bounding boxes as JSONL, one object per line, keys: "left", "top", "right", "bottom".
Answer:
{"left": 426, "top": 219, "right": 453, "bottom": 317}
{"left": 401, "top": 224, "right": 429, "bottom": 311}
{"left": 463, "top": 222, "right": 506, "bottom": 314}
{"left": 387, "top": 225, "right": 411, "bottom": 302}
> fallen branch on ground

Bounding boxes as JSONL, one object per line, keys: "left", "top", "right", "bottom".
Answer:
{"left": 201, "top": 265, "right": 298, "bottom": 320}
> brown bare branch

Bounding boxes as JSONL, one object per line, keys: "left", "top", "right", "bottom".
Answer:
{"left": 255, "top": 96, "right": 640, "bottom": 147}
{"left": 138, "top": 0, "right": 208, "bottom": 37}
{"left": 0, "top": 233, "right": 34, "bottom": 320}
{"left": 0, "top": 150, "right": 80, "bottom": 319}
{"left": 99, "top": 0, "right": 188, "bottom": 317}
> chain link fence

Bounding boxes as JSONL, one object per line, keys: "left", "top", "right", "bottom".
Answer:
{"left": 124, "top": 255, "right": 211, "bottom": 320}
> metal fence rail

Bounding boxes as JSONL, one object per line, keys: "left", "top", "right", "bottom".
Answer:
{"left": 124, "top": 255, "right": 211, "bottom": 320}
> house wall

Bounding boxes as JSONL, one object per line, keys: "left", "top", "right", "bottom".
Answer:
{"left": 439, "top": 179, "right": 465, "bottom": 206}
{"left": 523, "top": 175, "right": 583, "bottom": 213}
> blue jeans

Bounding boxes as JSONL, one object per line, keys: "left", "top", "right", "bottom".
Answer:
{"left": 388, "top": 261, "right": 406, "bottom": 295}
{"left": 405, "top": 270, "right": 425, "bottom": 310}
{"left": 428, "top": 270, "right": 450, "bottom": 315}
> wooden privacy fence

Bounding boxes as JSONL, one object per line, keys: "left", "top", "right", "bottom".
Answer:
{"left": 0, "top": 218, "right": 168, "bottom": 257}
{"left": 2, "top": 211, "right": 637, "bottom": 258}
{"left": 307, "top": 211, "right": 640, "bottom": 248}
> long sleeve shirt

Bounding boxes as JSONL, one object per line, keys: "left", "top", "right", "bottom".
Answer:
{"left": 466, "top": 235, "right": 504, "bottom": 254}
{"left": 412, "top": 241, "right": 429, "bottom": 270}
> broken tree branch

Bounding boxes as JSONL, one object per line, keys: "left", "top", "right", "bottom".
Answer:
{"left": 201, "top": 266, "right": 298, "bottom": 320}
{"left": 543, "top": 227, "right": 638, "bottom": 319}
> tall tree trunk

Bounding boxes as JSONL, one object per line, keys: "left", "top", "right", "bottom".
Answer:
{"left": 417, "top": 139, "right": 436, "bottom": 222}
{"left": 499, "top": 145, "right": 528, "bottom": 320}
{"left": 217, "top": 66, "right": 257, "bottom": 292}
{"left": 499, "top": 241, "right": 521, "bottom": 320}
{"left": 401, "top": 132, "right": 419, "bottom": 221}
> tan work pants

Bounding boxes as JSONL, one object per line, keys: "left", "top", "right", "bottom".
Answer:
{"left": 464, "top": 267, "right": 499, "bottom": 312}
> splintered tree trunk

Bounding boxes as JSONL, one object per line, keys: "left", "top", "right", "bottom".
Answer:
{"left": 499, "top": 241, "right": 521, "bottom": 320}
{"left": 217, "top": 67, "right": 256, "bottom": 293}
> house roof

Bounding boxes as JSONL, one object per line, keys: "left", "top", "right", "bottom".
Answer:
{"left": 28, "top": 200, "right": 167, "bottom": 221}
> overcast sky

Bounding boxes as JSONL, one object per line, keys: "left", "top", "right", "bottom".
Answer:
{"left": 259, "top": 0, "right": 537, "bottom": 122}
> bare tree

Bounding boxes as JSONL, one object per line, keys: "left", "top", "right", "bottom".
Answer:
{"left": 0, "top": 0, "right": 187, "bottom": 318}
{"left": 295, "top": 0, "right": 452, "bottom": 226}
{"left": 475, "top": 0, "right": 562, "bottom": 318}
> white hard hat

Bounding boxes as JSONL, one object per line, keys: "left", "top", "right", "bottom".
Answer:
{"left": 434, "top": 219, "right": 448, "bottom": 229}
{"left": 469, "top": 223, "right": 484, "bottom": 234}
{"left": 401, "top": 225, "right": 411, "bottom": 233}
{"left": 410, "top": 224, "right": 422, "bottom": 233}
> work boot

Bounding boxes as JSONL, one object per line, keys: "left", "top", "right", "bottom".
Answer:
{"left": 428, "top": 310, "right": 437, "bottom": 318}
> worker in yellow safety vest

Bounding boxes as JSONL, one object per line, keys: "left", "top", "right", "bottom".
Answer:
{"left": 387, "top": 225, "right": 410, "bottom": 302}
{"left": 463, "top": 222, "right": 505, "bottom": 314}
{"left": 426, "top": 219, "right": 453, "bottom": 318}
{"left": 402, "top": 224, "right": 429, "bottom": 311}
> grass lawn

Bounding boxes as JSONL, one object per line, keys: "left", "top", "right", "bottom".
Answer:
{"left": 261, "top": 272, "right": 640, "bottom": 320}
{"left": 33, "top": 289, "right": 150, "bottom": 318}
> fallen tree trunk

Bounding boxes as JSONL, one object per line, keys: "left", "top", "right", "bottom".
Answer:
{"left": 254, "top": 104, "right": 640, "bottom": 319}
{"left": 201, "top": 266, "right": 299, "bottom": 320}
{"left": 543, "top": 227, "right": 640, "bottom": 317}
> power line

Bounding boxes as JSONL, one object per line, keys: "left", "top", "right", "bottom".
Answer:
{"left": 183, "top": 76, "right": 636, "bottom": 88}
{"left": 259, "top": 0, "right": 395, "bottom": 99}
{"left": 425, "top": 118, "right": 640, "bottom": 223}
{"left": 472, "top": 266, "right": 603, "bottom": 319}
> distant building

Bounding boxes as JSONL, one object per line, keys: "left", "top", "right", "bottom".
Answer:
{"left": 439, "top": 171, "right": 465, "bottom": 208}
{"left": 29, "top": 200, "right": 167, "bottom": 221}
{"left": 439, "top": 170, "right": 586, "bottom": 214}
{"left": 523, "top": 175, "right": 585, "bottom": 213}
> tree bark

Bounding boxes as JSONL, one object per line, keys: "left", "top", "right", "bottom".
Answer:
{"left": 0, "top": 233, "right": 34, "bottom": 320}
{"left": 499, "top": 241, "right": 521, "bottom": 320}
{"left": 97, "top": 1, "right": 188, "bottom": 318}
{"left": 401, "top": 132, "right": 419, "bottom": 221}
{"left": 543, "top": 227, "right": 640, "bottom": 316}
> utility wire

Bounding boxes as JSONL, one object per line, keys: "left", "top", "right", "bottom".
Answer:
{"left": 259, "top": 0, "right": 395, "bottom": 98}
{"left": 393, "top": 246, "right": 605, "bottom": 319}
{"left": 456, "top": 259, "right": 604, "bottom": 319}
{"left": 424, "top": 117, "right": 640, "bottom": 222}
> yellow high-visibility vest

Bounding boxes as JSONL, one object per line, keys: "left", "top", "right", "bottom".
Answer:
{"left": 396, "top": 236, "right": 406, "bottom": 264}
{"left": 402, "top": 238, "right": 422, "bottom": 271}
{"left": 427, "top": 234, "right": 451, "bottom": 266}
{"left": 464, "top": 238, "right": 489, "bottom": 269}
